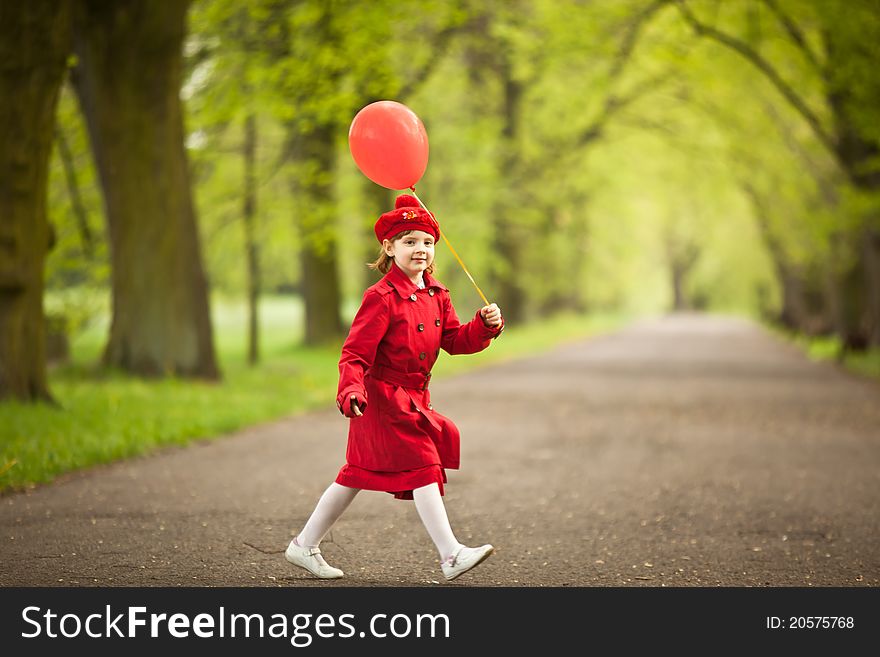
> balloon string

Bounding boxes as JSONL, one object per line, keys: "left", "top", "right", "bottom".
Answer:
{"left": 408, "top": 187, "right": 490, "bottom": 307}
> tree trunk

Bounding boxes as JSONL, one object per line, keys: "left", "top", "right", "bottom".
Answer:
{"left": 662, "top": 227, "right": 699, "bottom": 312}
{"left": 744, "top": 184, "right": 817, "bottom": 332}
{"left": 825, "top": 228, "right": 868, "bottom": 353}
{"left": 71, "top": 0, "right": 219, "bottom": 378}
{"left": 669, "top": 248, "right": 699, "bottom": 312}
{"left": 55, "top": 122, "right": 94, "bottom": 258}
{"left": 289, "top": 123, "right": 343, "bottom": 345}
{"left": 826, "top": 122, "right": 877, "bottom": 349}
{"left": 826, "top": 28, "right": 880, "bottom": 349}
{"left": 778, "top": 269, "right": 808, "bottom": 331}
{"left": 0, "top": 1, "right": 72, "bottom": 402}
{"left": 569, "top": 205, "right": 591, "bottom": 314}
{"left": 671, "top": 263, "right": 689, "bottom": 311}
{"left": 243, "top": 113, "right": 260, "bottom": 366}
{"left": 766, "top": 248, "right": 811, "bottom": 332}
{"left": 490, "top": 66, "right": 527, "bottom": 323}
{"left": 863, "top": 227, "right": 880, "bottom": 346}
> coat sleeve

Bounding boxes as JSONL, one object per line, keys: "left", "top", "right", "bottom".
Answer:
{"left": 440, "top": 293, "right": 504, "bottom": 356}
{"left": 337, "top": 289, "right": 390, "bottom": 412}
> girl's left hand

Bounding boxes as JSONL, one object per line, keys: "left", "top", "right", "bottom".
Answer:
{"left": 480, "top": 303, "right": 502, "bottom": 327}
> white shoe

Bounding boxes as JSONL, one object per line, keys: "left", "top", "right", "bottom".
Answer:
{"left": 285, "top": 539, "right": 344, "bottom": 579}
{"left": 441, "top": 544, "right": 495, "bottom": 581}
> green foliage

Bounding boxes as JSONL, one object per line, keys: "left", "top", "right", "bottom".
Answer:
{"left": 814, "top": 0, "right": 880, "bottom": 148}
{"left": 188, "top": 115, "right": 299, "bottom": 294}
{"left": 42, "top": 0, "right": 880, "bottom": 358}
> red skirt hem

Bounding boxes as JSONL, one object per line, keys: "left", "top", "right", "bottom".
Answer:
{"left": 335, "top": 463, "right": 446, "bottom": 500}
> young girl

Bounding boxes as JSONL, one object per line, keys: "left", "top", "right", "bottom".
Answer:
{"left": 286, "top": 194, "right": 504, "bottom": 582}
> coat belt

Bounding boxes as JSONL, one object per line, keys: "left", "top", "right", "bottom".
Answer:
{"left": 370, "top": 365, "right": 432, "bottom": 390}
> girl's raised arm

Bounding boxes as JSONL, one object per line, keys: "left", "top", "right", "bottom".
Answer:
{"left": 440, "top": 294, "right": 503, "bottom": 356}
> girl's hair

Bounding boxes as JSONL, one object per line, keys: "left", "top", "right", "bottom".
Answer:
{"left": 368, "top": 229, "right": 436, "bottom": 274}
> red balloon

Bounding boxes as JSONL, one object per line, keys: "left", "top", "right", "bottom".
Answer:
{"left": 349, "top": 101, "right": 429, "bottom": 190}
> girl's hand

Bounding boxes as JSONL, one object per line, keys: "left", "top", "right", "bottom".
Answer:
{"left": 351, "top": 396, "right": 363, "bottom": 416}
{"left": 342, "top": 394, "right": 365, "bottom": 418}
{"left": 480, "top": 303, "right": 502, "bottom": 328}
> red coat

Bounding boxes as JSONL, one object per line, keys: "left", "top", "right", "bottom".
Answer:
{"left": 335, "top": 263, "right": 503, "bottom": 476}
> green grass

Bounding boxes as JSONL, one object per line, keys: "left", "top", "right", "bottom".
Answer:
{"left": 795, "top": 335, "right": 880, "bottom": 380}
{"left": 766, "top": 323, "right": 880, "bottom": 380}
{"left": 0, "top": 297, "right": 627, "bottom": 493}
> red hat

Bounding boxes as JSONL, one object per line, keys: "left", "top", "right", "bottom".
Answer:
{"left": 374, "top": 194, "right": 440, "bottom": 243}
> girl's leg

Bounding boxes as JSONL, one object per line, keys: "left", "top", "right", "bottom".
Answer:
{"left": 413, "top": 482, "right": 495, "bottom": 581}
{"left": 412, "top": 482, "right": 462, "bottom": 561}
{"left": 296, "top": 482, "right": 360, "bottom": 548}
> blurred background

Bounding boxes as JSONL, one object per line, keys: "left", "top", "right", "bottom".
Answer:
{"left": 1, "top": 0, "right": 879, "bottom": 488}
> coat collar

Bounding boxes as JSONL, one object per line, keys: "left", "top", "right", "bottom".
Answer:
{"left": 383, "top": 262, "right": 447, "bottom": 299}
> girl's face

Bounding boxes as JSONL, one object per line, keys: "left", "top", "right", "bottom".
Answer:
{"left": 384, "top": 230, "right": 435, "bottom": 281}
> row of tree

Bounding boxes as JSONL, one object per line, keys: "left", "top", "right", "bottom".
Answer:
{"left": 2, "top": 0, "right": 879, "bottom": 403}
{"left": 3, "top": 0, "right": 215, "bottom": 402}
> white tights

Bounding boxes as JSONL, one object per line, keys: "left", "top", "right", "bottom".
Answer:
{"left": 295, "top": 482, "right": 461, "bottom": 561}
{"left": 413, "top": 483, "right": 462, "bottom": 561}
{"left": 296, "top": 483, "right": 359, "bottom": 548}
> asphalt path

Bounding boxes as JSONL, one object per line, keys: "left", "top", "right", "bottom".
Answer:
{"left": 2, "top": 313, "right": 878, "bottom": 587}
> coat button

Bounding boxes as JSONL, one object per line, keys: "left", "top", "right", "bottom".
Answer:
{"left": 428, "top": 403, "right": 433, "bottom": 410}
{"left": 428, "top": 289, "right": 435, "bottom": 296}
{"left": 434, "top": 319, "right": 441, "bottom": 327}
{"left": 418, "top": 323, "right": 424, "bottom": 331}
{"left": 419, "top": 352, "right": 426, "bottom": 360}
{"left": 410, "top": 294, "right": 417, "bottom": 301}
